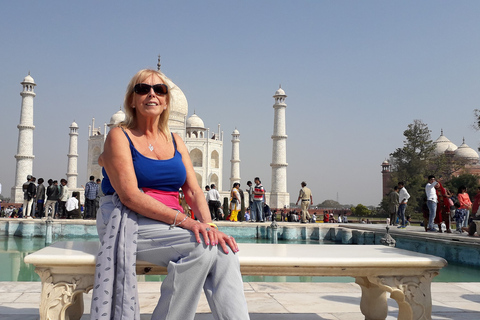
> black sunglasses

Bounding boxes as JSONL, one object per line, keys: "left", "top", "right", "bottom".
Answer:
{"left": 133, "top": 83, "right": 168, "bottom": 95}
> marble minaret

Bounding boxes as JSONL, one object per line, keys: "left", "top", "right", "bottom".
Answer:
{"left": 67, "top": 121, "right": 79, "bottom": 188}
{"left": 11, "top": 73, "right": 36, "bottom": 203}
{"left": 230, "top": 129, "right": 241, "bottom": 187}
{"left": 269, "top": 86, "right": 289, "bottom": 208}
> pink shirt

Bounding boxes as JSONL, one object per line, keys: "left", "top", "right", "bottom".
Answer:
{"left": 458, "top": 193, "right": 472, "bottom": 210}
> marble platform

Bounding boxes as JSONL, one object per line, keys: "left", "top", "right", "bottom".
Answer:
{"left": 0, "top": 281, "right": 479, "bottom": 319}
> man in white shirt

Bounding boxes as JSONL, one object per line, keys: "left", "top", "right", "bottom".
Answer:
{"left": 207, "top": 184, "right": 221, "bottom": 221}
{"left": 425, "top": 175, "right": 439, "bottom": 231}
{"left": 397, "top": 181, "right": 410, "bottom": 229}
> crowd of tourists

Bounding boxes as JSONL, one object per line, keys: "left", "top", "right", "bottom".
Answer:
{"left": 0, "top": 175, "right": 102, "bottom": 220}
{"left": 388, "top": 175, "right": 480, "bottom": 236}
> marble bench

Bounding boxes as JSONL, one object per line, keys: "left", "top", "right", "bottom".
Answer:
{"left": 24, "top": 241, "right": 447, "bottom": 320}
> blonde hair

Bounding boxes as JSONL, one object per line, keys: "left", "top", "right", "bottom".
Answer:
{"left": 121, "top": 69, "right": 172, "bottom": 140}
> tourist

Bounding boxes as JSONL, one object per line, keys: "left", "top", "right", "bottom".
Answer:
{"left": 425, "top": 175, "right": 438, "bottom": 231}
{"left": 435, "top": 183, "right": 452, "bottom": 233}
{"left": 246, "top": 180, "right": 254, "bottom": 211}
{"left": 90, "top": 69, "right": 248, "bottom": 319}
{"left": 58, "top": 179, "right": 69, "bottom": 219}
{"left": 228, "top": 182, "right": 241, "bottom": 221}
{"left": 237, "top": 183, "right": 245, "bottom": 221}
{"left": 295, "top": 181, "right": 313, "bottom": 223}
{"left": 455, "top": 186, "right": 471, "bottom": 233}
{"left": 388, "top": 186, "right": 399, "bottom": 226}
{"left": 84, "top": 176, "right": 98, "bottom": 219}
{"left": 66, "top": 191, "right": 81, "bottom": 219}
{"left": 23, "top": 175, "right": 36, "bottom": 219}
{"left": 95, "top": 178, "right": 103, "bottom": 214}
{"left": 45, "top": 179, "right": 60, "bottom": 218}
{"left": 251, "top": 177, "right": 265, "bottom": 222}
{"left": 207, "top": 183, "right": 221, "bottom": 221}
{"left": 471, "top": 187, "right": 480, "bottom": 217}
{"left": 35, "top": 178, "right": 46, "bottom": 218}
{"left": 397, "top": 181, "right": 410, "bottom": 229}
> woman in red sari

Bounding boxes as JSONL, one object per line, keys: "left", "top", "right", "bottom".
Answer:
{"left": 435, "top": 182, "right": 452, "bottom": 233}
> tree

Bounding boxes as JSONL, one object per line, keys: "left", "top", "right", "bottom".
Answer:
{"left": 351, "top": 204, "right": 371, "bottom": 217}
{"left": 317, "top": 200, "right": 342, "bottom": 208}
{"left": 445, "top": 174, "right": 479, "bottom": 199}
{"left": 389, "top": 120, "right": 435, "bottom": 215}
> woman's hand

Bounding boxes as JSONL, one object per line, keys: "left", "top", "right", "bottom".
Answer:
{"left": 181, "top": 218, "right": 239, "bottom": 254}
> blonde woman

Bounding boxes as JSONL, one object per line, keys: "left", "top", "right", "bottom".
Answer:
{"left": 91, "top": 69, "right": 249, "bottom": 320}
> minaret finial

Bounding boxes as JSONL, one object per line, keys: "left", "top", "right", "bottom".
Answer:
{"left": 157, "top": 54, "right": 161, "bottom": 71}
{"left": 279, "top": 84, "right": 281, "bottom": 88}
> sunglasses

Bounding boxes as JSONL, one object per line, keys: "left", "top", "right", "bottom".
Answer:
{"left": 133, "top": 83, "right": 169, "bottom": 95}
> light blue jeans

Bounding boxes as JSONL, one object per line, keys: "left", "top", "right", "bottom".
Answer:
{"left": 427, "top": 200, "right": 437, "bottom": 230}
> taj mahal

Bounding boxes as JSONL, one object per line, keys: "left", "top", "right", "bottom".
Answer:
{"left": 10, "top": 58, "right": 290, "bottom": 208}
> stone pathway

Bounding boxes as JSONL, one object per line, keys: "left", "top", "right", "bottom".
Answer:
{"left": 1, "top": 281, "right": 479, "bottom": 319}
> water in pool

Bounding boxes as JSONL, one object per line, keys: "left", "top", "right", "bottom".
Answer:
{"left": 1, "top": 236, "right": 478, "bottom": 282}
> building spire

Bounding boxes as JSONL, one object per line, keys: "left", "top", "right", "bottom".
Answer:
{"left": 157, "top": 54, "right": 161, "bottom": 71}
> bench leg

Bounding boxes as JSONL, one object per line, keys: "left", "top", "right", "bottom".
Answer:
{"left": 36, "top": 268, "right": 93, "bottom": 320}
{"left": 355, "top": 277, "right": 388, "bottom": 320}
{"left": 357, "top": 272, "right": 438, "bottom": 320}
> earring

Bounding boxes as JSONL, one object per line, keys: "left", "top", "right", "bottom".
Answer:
{"left": 132, "top": 105, "right": 135, "bottom": 109}
{"left": 164, "top": 106, "right": 167, "bottom": 110}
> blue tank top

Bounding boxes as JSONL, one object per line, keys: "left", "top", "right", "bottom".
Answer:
{"left": 102, "top": 130, "right": 187, "bottom": 195}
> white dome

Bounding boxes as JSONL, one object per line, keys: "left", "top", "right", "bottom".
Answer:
{"left": 455, "top": 139, "right": 479, "bottom": 161}
{"left": 382, "top": 160, "right": 389, "bottom": 165}
{"left": 434, "top": 130, "right": 457, "bottom": 155}
{"left": 232, "top": 128, "right": 239, "bottom": 135}
{"left": 22, "top": 74, "right": 35, "bottom": 84}
{"left": 70, "top": 121, "right": 78, "bottom": 128}
{"left": 109, "top": 110, "right": 126, "bottom": 126}
{"left": 186, "top": 113, "right": 205, "bottom": 128}
{"left": 162, "top": 74, "right": 188, "bottom": 128}
{"left": 274, "top": 87, "right": 286, "bottom": 96}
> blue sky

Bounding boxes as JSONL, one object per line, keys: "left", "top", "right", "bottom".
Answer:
{"left": 1, "top": 1, "right": 480, "bottom": 206}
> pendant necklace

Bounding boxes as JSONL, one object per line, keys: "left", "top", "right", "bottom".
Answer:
{"left": 147, "top": 133, "right": 159, "bottom": 152}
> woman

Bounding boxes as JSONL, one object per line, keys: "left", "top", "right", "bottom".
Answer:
{"left": 455, "top": 186, "right": 472, "bottom": 233}
{"left": 434, "top": 183, "right": 452, "bottom": 233}
{"left": 91, "top": 69, "right": 249, "bottom": 319}
{"left": 229, "top": 182, "right": 241, "bottom": 221}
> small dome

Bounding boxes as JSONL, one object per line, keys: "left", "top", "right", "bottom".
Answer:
{"left": 22, "top": 74, "right": 35, "bottom": 84}
{"left": 434, "top": 130, "right": 457, "bottom": 155}
{"left": 109, "top": 110, "right": 125, "bottom": 126}
{"left": 186, "top": 113, "right": 205, "bottom": 128}
{"left": 232, "top": 129, "right": 239, "bottom": 135}
{"left": 382, "top": 160, "right": 389, "bottom": 165}
{"left": 70, "top": 121, "right": 78, "bottom": 128}
{"left": 455, "top": 139, "right": 479, "bottom": 162}
{"left": 274, "top": 87, "right": 286, "bottom": 96}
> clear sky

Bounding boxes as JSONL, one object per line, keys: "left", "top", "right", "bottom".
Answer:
{"left": 1, "top": 1, "right": 480, "bottom": 206}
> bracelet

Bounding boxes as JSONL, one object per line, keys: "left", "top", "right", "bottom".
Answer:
{"left": 169, "top": 210, "right": 182, "bottom": 230}
{"left": 207, "top": 222, "right": 218, "bottom": 230}
{"left": 176, "top": 216, "right": 188, "bottom": 227}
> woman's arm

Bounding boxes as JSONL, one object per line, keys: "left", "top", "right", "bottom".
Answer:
{"left": 174, "top": 133, "right": 239, "bottom": 253}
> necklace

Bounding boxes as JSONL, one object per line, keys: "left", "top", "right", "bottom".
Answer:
{"left": 147, "top": 133, "right": 160, "bottom": 152}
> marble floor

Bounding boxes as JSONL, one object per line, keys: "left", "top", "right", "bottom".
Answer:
{"left": 0, "top": 281, "right": 479, "bottom": 319}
